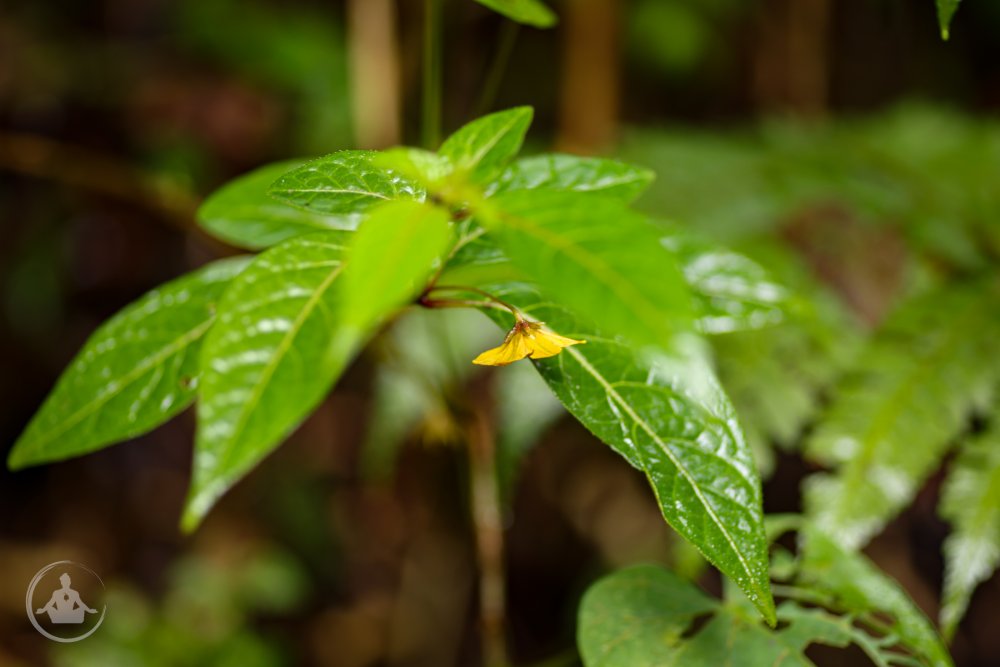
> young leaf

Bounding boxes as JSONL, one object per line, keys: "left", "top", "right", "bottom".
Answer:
{"left": 184, "top": 232, "right": 358, "bottom": 530}
{"left": 578, "top": 565, "right": 857, "bottom": 667}
{"left": 198, "top": 160, "right": 356, "bottom": 250}
{"left": 487, "top": 154, "right": 654, "bottom": 202}
{"left": 939, "top": 425, "right": 1000, "bottom": 640}
{"left": 804, "top": 282, "right": 1000, "bottom": 548}
{"left": 268, "top": 150, "right": 425, "bottom": 216}
{"left": 475, "top": 0, "right": 557, "bottom": 28}
{"left": 439, "top": 107, "right": 533, "bottom": 185}
{"left": 8, "top": 257, "right": 250, "bottom": 469}
{"left": 483, "top": 190, "right": 693, "bottom": 350}
{"left": 799, "top": 525, "right": 953, "bottom": 667}
{"left": 476, "top": 282, "right": 775, "bottom": 624}
{"left": 340, "top": 200, "right": 452, "bottom": 332}
{"left": 936, "top": 0, "right": 961, "bottom": 40}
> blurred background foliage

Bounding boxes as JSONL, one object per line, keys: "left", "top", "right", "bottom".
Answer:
{"left": 1, "top": 0, "right": 999, "bottom": 665}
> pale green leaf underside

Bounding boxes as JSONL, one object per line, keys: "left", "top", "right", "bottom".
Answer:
{"left": 484, "top": 190, "right": 693, "bottom": 350}
{"left": 341, "top": 200, "right": 453, "bottom": 332}
{"left": 185, "top": 232, "right": 362, "bottom": 530}
{"left": 475, "top": 0, "right": 557, "bottom": 28}
{"left": 800, "top": 526, "right": 953, "bottom": 667}
{"left": 488, "top": 153, "right": 654, "bottom": 202}
{"left": 268, "top": 150, "right": 425, "bottom": 216}
{"left": 476, "top": 282, "right": 774, "bottom": 624}
{"left": 804, "top": 282, "right": 1000, "bottom": 548}
{"left": 198, "top": 160, "right": 357, "bottom": 250}
{"left": 936, "top": 0, "right": 961, "bottom": 39}
{"left": 439, "top": 107, "right": 533, "bottom": 184}
{"left": 8, "top": 257, "right": 250, "bottom": 470}
{"left": 939, "top": 425, "right": 1000, "bottom": 639}
{"left": 578, "top": 565, "right": 855, "bottom": 667}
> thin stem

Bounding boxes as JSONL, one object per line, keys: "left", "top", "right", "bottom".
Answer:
{"left": 422, "top": 0, "right": 443, "bottom": 148}
{"left": 475, "top": 21, "right": 520, "bottom": 117}
{"left": 429, "top": 285, "right": 521, "bottom": 317}
{"left": 419, "top": 297, "right": 512, "bottom": 314}
{"left": 467, "top": 397, "right": 509, "bottom": 667}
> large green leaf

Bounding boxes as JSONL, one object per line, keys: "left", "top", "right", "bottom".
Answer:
{"left": 488, "top": 154, "right": 654, "bottom": 202}
{"left": 340, "top": 200, "right": 453, "bottom": 332}
{"left": 578, "top": 565, "right": 858, "bottom": 667}
{"left": 198, "top": 160, "right": 356, "bottom": 250}
{"left": 804, "top": 281, "right": 1000, "bottom": 548}
{"left": 936, "top": 0, "right": 961, "bottom": 39}
{"left": 483, "top": 190, "right": 693, "bottom": 350}
{"left": 8, "top": 257, "right": 250, "bottom": 469}
{"left": 799, "top": 526, "right": 953, "bottom": 667}
{"left": 268, "top": 150, "right": 425, "bottom": 216}
{"left": 185, "top": 232, "right": 359, "bottom": 530}
{"left": 475, "top": 0, "right": 556, "bottom": 28}
{"left": 939, "top": 424, "right": 1000, "bottom": 640}
{"left": 473, "top": 281, "right": 774, "bottom": 623}
{"left": 439, "top": 107, "right": 533, "bottom": 185}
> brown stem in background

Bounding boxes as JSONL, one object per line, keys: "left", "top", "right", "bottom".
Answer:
{"left": 347, "top": 0, "right": 402, "bottom": 149}
{"left": 466, "top": 390, "right": 508, "bottom": 667}
{"left": 556, "top": 0, "right": 621, "bottom": 154}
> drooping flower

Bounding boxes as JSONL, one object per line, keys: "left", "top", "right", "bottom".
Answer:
{"left": 473, "top": 319, "right": 585, "bottom": 366}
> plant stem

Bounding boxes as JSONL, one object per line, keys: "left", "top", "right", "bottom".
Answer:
{"left": 428, "top": 285, "right": 521, "bottom": 318}
{"left": 422, "top": 0, "right": 444, "bottom": 148}
{"left": 475, "top": 20, "right": 520, "bottom": 117}
{"left": 467, "top": 396, "right": 508, "bottom": 667}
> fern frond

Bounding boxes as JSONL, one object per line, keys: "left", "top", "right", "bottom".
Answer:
{"left": 804, "top": 280, "right": 1000, "bottom": 548}
{"left": 939, "top": 423, "right": 1000, "bottom": 640}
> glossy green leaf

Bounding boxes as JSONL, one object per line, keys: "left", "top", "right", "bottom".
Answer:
{"left": 936, "top": 0, "right": 961, "bottom": 39}
{"left": 198, "top": 160, "right": 355, "bottom": 250}
{"left": 340, "top": 200, "right": 453, "bottom": 332}
{"left": 473, "top": 281, "right": 774, "bottom": 624}
{"left": 483, "top": 190, "right": 693, "bottom": 350}
{"left": 663, "top": 230, "right": 787, "bottom": 334}
{"left": 939, "top": 425, "right": 1000, "bottom": 640}
{"left": 268, "top": 150, "right": 425, "bottom": 216}
{"left": 8, "top": 257, "right": 250, "bottom": 469}
{"left": 804, "top": 282, "right": 1000, "bottom": 548}
{"left": 799, "top": 526, "right": 953, "bottom": 667}
{"left": 578, "top": 565, "right": 856, "bottom": 667}
{"left": 185, "top": 232, "right": 361, "bottom": 530}
{"left": 488, "top": 154, "right": 654, "bottom": 202}
{"left": 475, "top": 0, "right": 557, "bottom": 28}
{"left": 439, "top": 107, "right": 533, "bottom": 185}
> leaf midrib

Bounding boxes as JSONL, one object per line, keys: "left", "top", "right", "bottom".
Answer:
{"left": 563, "top": 344, "right": 769, "bottom": 608}
{"left": 206, "top": 260, "right": 345, "bottom": 473}
{"left": 18, "top": 316, "right": 215, "bottom": 458}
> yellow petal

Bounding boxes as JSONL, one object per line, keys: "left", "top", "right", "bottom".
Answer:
{"left": 472, "top": 331, "right": 531, "bottom": 366}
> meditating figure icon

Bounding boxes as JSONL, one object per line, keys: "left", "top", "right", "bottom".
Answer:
{"left": 35, "top": 573, "right": 97, "bottom": 624}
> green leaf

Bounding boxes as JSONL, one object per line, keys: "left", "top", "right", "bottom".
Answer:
{"left": 578, "top": 565, "right": 855, "bottom": 667}
{"left": 483, "top": 190, "right": 693, "bottom": 350}
{"left": 663, "top": 230, "right": 787, "bottom": 334}
{"left": 439, "top": 107, "right": 533, "bottom": 184}
{"left": 340, "top": 200, "right": 453, "bottom": 332}
{"left": 939, "top": 425, "right": 1000, "bottom": 640}
{"left": 804, "top": 282, "right": 1000, "bottom": 548}
{"left": 184, "top": 232, "right": 361, "bottom": 530}
{"left": 268, "top": 150, "right": 425, "bottom": 216}
{"left": 474, "top": 282, "right": 775, "bottom": 624}
{"left": 8, "top": 257, "right": 250, "bottom": 469}
{"left": 475, "top": 0, "right": 557, "bottom": 28}
{"left": 936, "top": 0, "right": 961, "bottom": 39}
{"left": 799, "top": 525, "right": 953, "bottom": 667}
{"left": 198, "top": 160, "right": 356, "bottom": 250}
{"left": 488, "top": 154, "right": 654, "bottom": 202}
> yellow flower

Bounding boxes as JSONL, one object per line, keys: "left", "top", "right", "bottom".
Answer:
{"left": 473, "top": 319, "right": 585, "bottom": 366}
